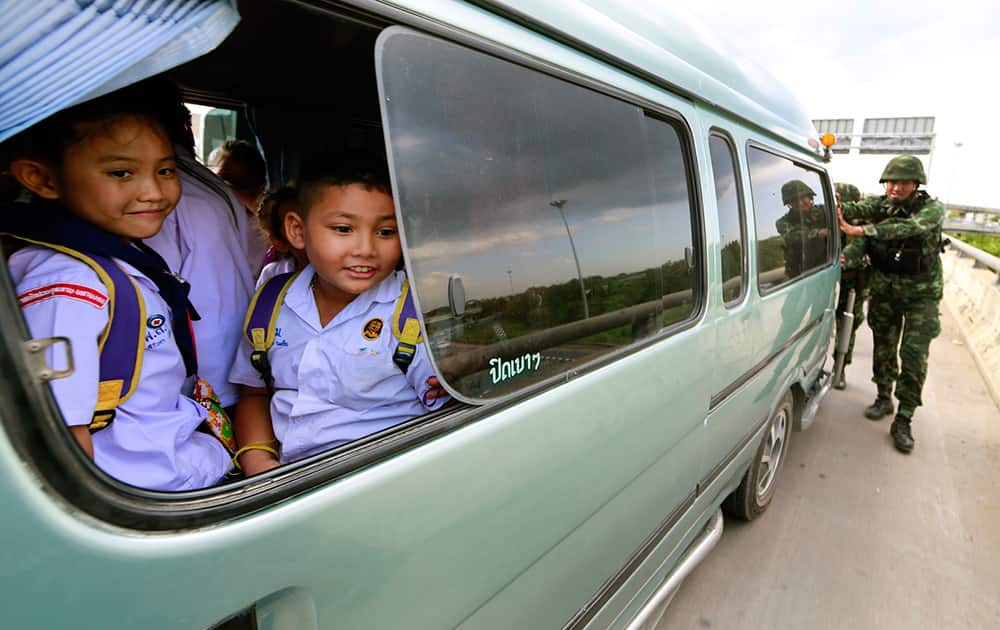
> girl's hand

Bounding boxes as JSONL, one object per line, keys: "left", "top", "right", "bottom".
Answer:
{"left": 239, "top": 449, "right": 280, "bottom": 476}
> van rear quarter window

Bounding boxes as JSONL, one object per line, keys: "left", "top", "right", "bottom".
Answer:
{"left": 708, "top": 133, "right": 746, "bottom": 305}
{"left": 747, "top": 145, "right": 833, "bottom": 292}
{"left": 377, "top": 29, "right": 700, "bottom": 402}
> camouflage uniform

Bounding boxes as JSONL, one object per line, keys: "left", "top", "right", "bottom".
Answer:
{"left": 841, "top": 182, "right": 944, "bottom": 421}
{"left": 776, "top": 180, "right": 828, "bottom": 278}
{"left": 834, "top": 183, "right": 868, "bottom": 367}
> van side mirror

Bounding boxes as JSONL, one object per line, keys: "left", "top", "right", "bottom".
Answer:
{"left": 448, "top": 274, "right": 466, "bottom": 317}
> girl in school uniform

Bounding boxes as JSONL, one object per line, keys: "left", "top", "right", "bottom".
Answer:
{"left": 2, "top": 85, "right": 232, "bottom": 491}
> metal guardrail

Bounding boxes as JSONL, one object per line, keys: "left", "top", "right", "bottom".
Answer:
{"left": 942, "top": 220, "right": 1000, "bottom": 235}
{"left": 945, "top": 234, "right": 1000, "bottom": 283}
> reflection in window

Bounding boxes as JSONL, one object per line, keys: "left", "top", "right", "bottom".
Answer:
{"left": 747, "top": 147, "right": 832, "bottom": 292}
{"left": 709, "top": 134, "right": 745, "bottom": 305}
{"left": 378, "top": 31, "right": 698, "bottom": 401}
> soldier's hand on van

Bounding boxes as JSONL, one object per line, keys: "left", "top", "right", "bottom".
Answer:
{"left": 837, "top": 208, "right": 863, "bottom": 237}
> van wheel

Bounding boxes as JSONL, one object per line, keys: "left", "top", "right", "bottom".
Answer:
{"left": 722, "top": 392, "right": 793, "bottom": 521}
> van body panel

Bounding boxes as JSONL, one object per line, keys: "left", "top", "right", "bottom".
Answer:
{"left": 1, "top": 317, "right": 710, "bottom": 628}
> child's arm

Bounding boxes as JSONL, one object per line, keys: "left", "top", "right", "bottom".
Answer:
{"left": 70, "top": 426, "right": 94, "bottom": 459}
{"left": 405, "top": 344, "right": 451, "bottom": 410}
{"left": 233, "top": 386, "right": 280, "bottom": 475}
{"left": 12, "top": 252, "right": 109, "bottom": 457}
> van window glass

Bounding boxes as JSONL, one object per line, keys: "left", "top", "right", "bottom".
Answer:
{"left": 709, "top": 134, "right": 745, "bottom": 304}
{"left": 747, "top": 146, "right": 831, "bottom": 292}
{"left": 377, "top": 30, "right": 698, "bottom": 401}
{"left": 190, "top": 105, "right": 239, "bottom": 164}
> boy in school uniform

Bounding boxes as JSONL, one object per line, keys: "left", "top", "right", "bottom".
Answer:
{"left": 2, "top": 87, "right": 232, "bottom": 491}
{"left": 229, "top": 154, "right": 448, "bottom": 475}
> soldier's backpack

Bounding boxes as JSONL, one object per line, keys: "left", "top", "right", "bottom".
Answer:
{"left": 243, "top": 271, "right": 423, "bottom": 394}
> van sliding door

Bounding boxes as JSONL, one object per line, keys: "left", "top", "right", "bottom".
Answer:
{"left": 376, "top": 26, "right": 710, "bottom": 628}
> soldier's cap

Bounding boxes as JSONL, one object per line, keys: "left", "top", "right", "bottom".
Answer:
{"left": 879, "top": 154, "right": 927, "bottom": 185}
{"left": 781, "top": 179, "right": 816, "bottom": 205}
{"left": 834, "top": 182, "right": 862, "bottom": 202}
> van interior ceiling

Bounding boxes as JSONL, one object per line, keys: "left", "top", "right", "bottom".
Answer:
{"left": 168, "top": 1, "right": 388, "bottom": 183}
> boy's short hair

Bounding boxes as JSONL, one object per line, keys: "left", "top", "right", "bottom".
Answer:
{"left": 296, "top": 151, "right": 392, "bottom": 218}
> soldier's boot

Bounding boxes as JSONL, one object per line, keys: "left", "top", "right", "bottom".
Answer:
{"left": 890, "top": 415, "right": 914, "bottom": 454}
{"left": 864, "top": 396, "right": 894, "bottom": 420}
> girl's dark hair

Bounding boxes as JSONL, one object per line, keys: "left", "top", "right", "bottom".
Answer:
{"left": 1, "top": 80, "right": 177, "bottom": 167}
{"left": 296, "top": 151, "right": 392, "bottom": 218}
{"left": 257, "top": 185, "right": 298, "bottom": 243}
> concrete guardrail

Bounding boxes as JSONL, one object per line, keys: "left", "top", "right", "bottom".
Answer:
{"left": 941, "top": 235, "right": 1000, "bottom": 408}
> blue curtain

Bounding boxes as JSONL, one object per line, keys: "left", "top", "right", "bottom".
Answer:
{"left": 0, "top": 0, "right": 240, "bottom": 142}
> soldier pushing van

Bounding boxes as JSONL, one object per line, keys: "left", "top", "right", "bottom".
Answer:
{"left": 838, "top": 155, "right": 945, "bottom": 454}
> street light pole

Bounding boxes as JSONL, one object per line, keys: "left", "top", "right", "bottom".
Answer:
{"left": 947, "top": 141, "right": 963, "bottom": 207}
{"left": 550, "top": 199, "right": 589, "bottom": 319}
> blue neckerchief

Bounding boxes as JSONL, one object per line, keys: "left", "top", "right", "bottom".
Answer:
{"left": 1, "top": 200, "right": 200, "bottom": 376}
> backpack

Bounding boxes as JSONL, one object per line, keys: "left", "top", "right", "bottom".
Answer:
{"left": 7, "top": 237, "right": 236, "bottom": 451}
{"left": 6, "top": 237, "right": 144, "bottom": 431}
{"left": 243, "top": 271, "right": 423, "bottom": 393}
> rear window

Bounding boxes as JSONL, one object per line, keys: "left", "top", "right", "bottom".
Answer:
{"left": 377, "top": 29, "right": 700, "bottom": 401}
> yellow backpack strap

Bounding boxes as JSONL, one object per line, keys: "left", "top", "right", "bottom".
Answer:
{"left": 391, "top": 278, "right": 422, "bottom": 374}
{"left": 243, "top": 270, "right": 300, "bottom": 393}
{"left": 3, "top": 235, "right": 145, "bottom": 431}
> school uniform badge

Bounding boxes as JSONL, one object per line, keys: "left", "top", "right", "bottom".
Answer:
{"left": 363, "top": 318, "right": 384, "bottom": 340}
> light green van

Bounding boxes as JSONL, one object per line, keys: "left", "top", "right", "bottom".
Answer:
{"left": 0, "top": 1, "right": 837, "bottom": 628}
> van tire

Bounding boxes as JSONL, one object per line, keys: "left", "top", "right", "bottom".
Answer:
{"left": 722, "top": 392, "right": 793, "bottom": 521}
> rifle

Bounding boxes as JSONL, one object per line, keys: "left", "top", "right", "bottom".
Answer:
{"left": 831, "top": 288, "right": 855, "bottom": 390}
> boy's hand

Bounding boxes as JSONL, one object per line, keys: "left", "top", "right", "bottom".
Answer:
{"left": 424, "top": 376, "right": 447, "bottom": 403}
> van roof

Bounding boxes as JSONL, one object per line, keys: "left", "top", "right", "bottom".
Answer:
{"left": 457, "top": 1, "right": 820, "bottom": 151}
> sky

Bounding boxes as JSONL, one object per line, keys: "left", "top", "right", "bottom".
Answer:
{"left": 675, "top": 0, "right": 1000, "bottom": 208}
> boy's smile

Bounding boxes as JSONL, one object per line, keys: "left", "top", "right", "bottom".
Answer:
{"left": 290, "top": 183, "right": 401, "bottom": 311}
{"left": 47, "top": 116, "right": 179, "bottom": 240}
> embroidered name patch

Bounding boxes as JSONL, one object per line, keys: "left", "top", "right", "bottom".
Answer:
{"left": 362, "top": 318, "right": 384, "bottom": 340}
{"left": 18, "top": 283, "right": 108, "bottom": 309}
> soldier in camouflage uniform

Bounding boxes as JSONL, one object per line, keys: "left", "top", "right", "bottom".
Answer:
{"left": 776, "top": 180, "right": 829, "bottom": 279}
{"left": 832, "top": 182, "right": 869, "bottom": 389}
{"left": 838, "top": 155, "right": 944, "bottom": 453}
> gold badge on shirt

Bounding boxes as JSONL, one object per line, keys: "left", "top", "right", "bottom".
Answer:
{"left": 362, "top": 318, "right": 384, "bottom": 340}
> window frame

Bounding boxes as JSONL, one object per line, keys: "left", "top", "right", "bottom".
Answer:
{"left": 379, "top": 26, "right": 707, "bottom": 406}
{"left": 0, "top": 0, "right": 707, "bottom": 531}
{"left": 744, "top": 139, "right": 835, "bottom": 296}
{"left": 707, "top": 129, "right": 748, "bottom": 308}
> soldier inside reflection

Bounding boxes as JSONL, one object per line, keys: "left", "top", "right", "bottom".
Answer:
{"left": 775, "top": 179, "right": 829, "bottom": 279}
